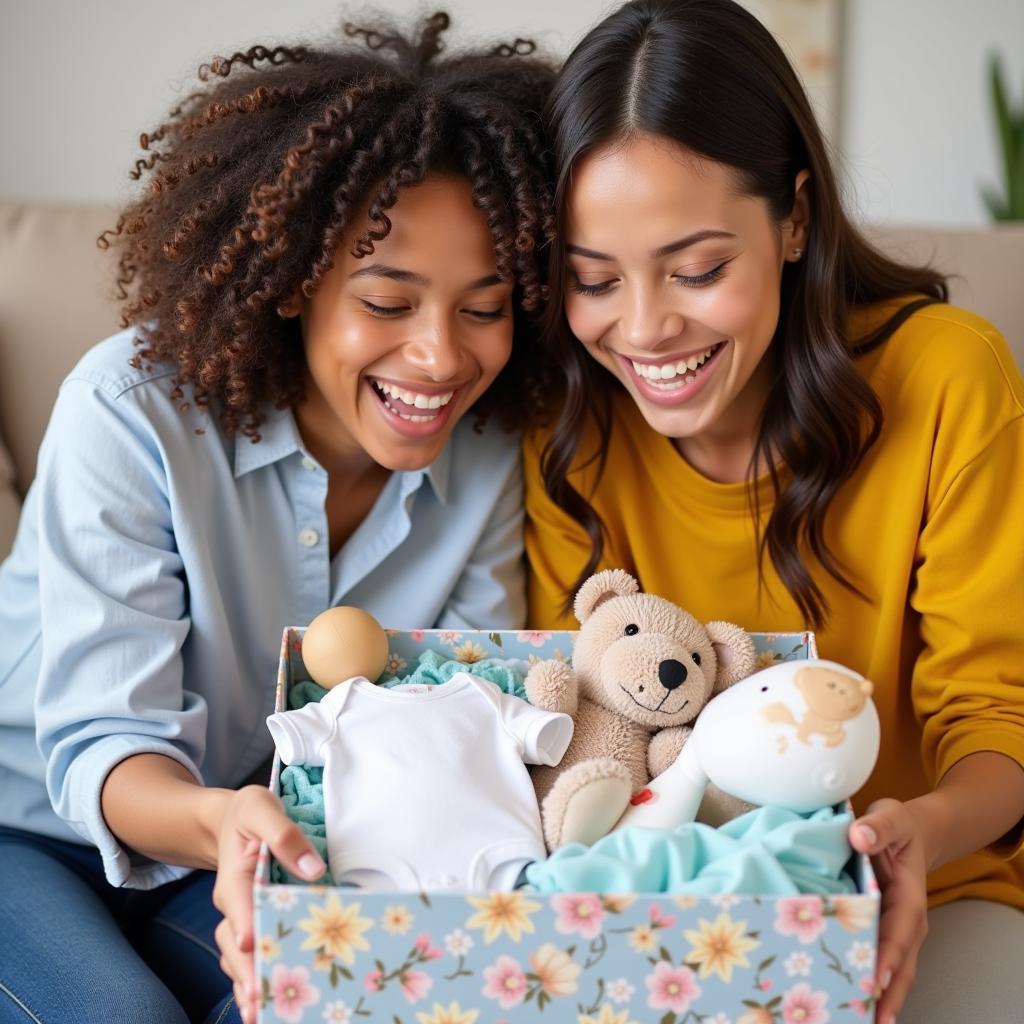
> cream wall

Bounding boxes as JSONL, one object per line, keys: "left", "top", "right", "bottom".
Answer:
{"left": 841, "top": 0, "right": 1024, "bottom": 226}
{"left": 1, "top": 0, "right": 1023, "bottom": 226}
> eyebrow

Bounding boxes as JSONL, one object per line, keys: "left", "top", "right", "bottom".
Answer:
{"left": 349, "top": 263, "right": 504, "bottom": 290}
{"left": 567, "top": 229, "right": 737, "bottom": 262}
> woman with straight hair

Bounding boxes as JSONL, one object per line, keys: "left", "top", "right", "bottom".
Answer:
{"left": 525, "top": 2, "right": 1024, "bottom": 1021}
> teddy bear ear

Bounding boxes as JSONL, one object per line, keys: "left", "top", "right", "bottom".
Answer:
{"left": 704, "top": 620, "right": 757, "bottom": 694}
{"left": 573, "top": 569, "right": 640, "bottom": 624}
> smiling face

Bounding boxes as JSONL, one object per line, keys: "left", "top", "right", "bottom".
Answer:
{"left": 296, "top": 175, "right": 514, "bottom": 473}
{"left": 573, "top": 592, "right": 718, "bottom": 730}
{"left": 563, "top": 134, "right": 808, "bottom": 480}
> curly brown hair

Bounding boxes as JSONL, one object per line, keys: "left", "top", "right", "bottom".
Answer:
{"left": 98, "top": 11, "right": 556, "bottom": 439}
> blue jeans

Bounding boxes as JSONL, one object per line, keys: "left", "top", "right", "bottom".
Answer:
{"left": 0, "top": 826, "right": 240, "bottom": 1024}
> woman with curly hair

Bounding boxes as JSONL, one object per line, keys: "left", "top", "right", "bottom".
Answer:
{"left": 0, "top": 11, "right": 554, "bottom": 1023}
{"left": 525, "top": 1, "right": 1024, "bottom": 1022}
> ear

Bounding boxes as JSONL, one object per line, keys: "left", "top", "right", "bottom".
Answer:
{"left": 704, "top": 620, "right": 757, "bottom": 694}
{"left": 573, "top": 569, "right": 639, "bottom": 624}
{"left": 781, "top": 168, "right": 811, "bottom": 265}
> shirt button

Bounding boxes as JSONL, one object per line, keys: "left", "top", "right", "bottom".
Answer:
{"left": 298, "top": 528, "right": 319, "bottom": 547}
{"left": 301, "top": 456, "right": 317, "bottom": 472}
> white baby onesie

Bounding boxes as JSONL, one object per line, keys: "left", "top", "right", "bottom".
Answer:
{"left": 266, "top": 672, "right": 573, "bottom": 892}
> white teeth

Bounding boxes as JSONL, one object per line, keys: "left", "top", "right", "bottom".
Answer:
{"left": 631, "top": 346, "right": 717, "bottom": 382}
{"left": 376, "top": 381, "right": 454, "bottom": 409}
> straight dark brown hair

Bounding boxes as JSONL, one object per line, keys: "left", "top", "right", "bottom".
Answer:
{"left": 540, "top": 0, "right": 948, "bottom": 627}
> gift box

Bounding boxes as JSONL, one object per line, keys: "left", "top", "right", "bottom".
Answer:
{"left": 254, "top": 628, "right": 880, "bottom": 1023}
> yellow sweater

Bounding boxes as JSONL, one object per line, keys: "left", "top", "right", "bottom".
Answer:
{"left": 525, "top": 302, "right": 1024, "bottom": 909}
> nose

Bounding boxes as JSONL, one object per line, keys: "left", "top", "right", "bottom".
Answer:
{"left": 402, "top": 317, "right": 464, "bottom": 381}
{"left": 658, "top": 659, "right": 687, "bottom": 690}
{"left": 622, "top": 288, "right": 685, "bottom": 351}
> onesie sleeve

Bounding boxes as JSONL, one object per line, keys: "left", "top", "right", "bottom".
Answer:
{"left": 911, "top": 414, "right": 1024, "bottom": 857}
{"left": 497, "top": 689, "right": 574, "bottom": 766}
{"left": 266, "top": 702, "right": 334, "bottom": 767}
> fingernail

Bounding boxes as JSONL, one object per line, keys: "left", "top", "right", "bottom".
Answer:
{"left": 880, "top": 968, "right": 893, "bottom": 990}
{"left": 297, "top": 852, "right": 325, "bottom": 879}
{"left": 857, "top": 823, "right": 878, "bottom": 847}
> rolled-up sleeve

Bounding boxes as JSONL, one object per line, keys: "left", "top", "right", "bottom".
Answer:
{"left": 33, "top": 375, "right": 207, "bottom": 888}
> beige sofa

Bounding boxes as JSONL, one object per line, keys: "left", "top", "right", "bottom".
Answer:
{"left": 1, "top": 199, "right": 1023, "bottom": 560}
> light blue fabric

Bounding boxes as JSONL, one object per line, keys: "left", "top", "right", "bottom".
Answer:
{"left": 525, "top": 806, "right": 857, "bottom": 895}
{"left": 381, "top": 649, "right": 529, "bottom": 698}
{"left": 0, "top": 328, "right": 526, "bottom": 890}
{"left": 273, "top": 657, "right": 527, "bottom": 884}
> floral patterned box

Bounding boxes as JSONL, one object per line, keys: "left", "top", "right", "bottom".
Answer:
{"left": 255, "top": 628, "right": 880, "bottom": 1024}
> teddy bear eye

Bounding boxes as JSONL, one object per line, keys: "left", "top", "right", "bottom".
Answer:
{"left": 691, "top": 651, "right": 701, "bottom": 665}
{"left": 624, "top": 624, "right": 639, "bottom": 636}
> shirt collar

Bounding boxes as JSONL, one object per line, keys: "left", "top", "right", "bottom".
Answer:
{"left": 234, "top": 402, "right": 452, "bottom": 505}
{"left": 233, "top": 404, "right": 304, "bottom": 477}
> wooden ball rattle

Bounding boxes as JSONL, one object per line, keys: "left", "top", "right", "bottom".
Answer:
{"left": 301, "top": 606, "right": 389, "bottom": 688}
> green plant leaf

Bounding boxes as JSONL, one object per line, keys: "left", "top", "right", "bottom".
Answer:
{"left": 980, "top": 183, "right": 1009, "bottom": 221}
{"left": 1011, "top": 125, "right": 1024, "bottom": 217}
{"left": 990, "top": 54, "right": 1015, "bottom": 192}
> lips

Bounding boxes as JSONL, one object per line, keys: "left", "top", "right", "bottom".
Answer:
{"left": 367, "top": 377, "right": 464, "bottom": 439}
{"left": 619, "top": 340, "right": 726, "bottom": 406}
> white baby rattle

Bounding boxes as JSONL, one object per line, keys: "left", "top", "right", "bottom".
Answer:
{"left": 614, "top": 659, "right": 881, "bottom": 831}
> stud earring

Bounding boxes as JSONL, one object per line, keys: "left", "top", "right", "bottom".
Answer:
{"left": 791, "top": 247, "right": 803, "bottom": 259}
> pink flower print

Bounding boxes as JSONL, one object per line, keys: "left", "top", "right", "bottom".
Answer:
{"left": 552, "top": 894, "right": 605, "bottom": 940}
{"left": 399, "top": 969, "right": 433, "bottom": 1004}
{"left": 364, "top": 969, "right": 383, "bottom": 993}
{"left": 410, "top": 629, "right": 425, "bottom": 642}
{"left": 758, "top": 978, "right": 775, "bottom": 991}
{"left": 849, "top": 998, "right": 868, "bottom": 1017}
{"left": 775, "top": 897, "right": 827, "bottom": 944}
{"left": 648, "top": 903, "right": 677, "bottom": 929}
{"left": 517, "top": 630, "right": 552, "bottom": 647}
{"left": 645, "top": 961, "right": 701, "bottom": 1014}
{"left": 270, "top": 964, "right": 320, "bottom": 1023}
{"left": 415, "top": 933, "right": 444, "bottom": 960}
{"left": 782, "top": 982, "right": 830, "bottom": 1024}
{"left": 482, "top": 954, "right": 529, "bottom": 1009}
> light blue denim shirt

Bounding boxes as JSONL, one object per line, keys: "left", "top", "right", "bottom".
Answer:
{"left": 0, "top": 329, "right": 525, "bottom": 888}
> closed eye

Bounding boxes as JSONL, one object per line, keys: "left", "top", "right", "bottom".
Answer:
{"left": 465, "top": 308, "right": 508, "bottom": 321}
{"left": 360, "top": 299, "right": 408, "bottom": 317}
{"left": 571, "top": 277, "right": 616, "bottom": 297}
{"left": 673, "top": 260, "right": 729, "bottom": 288}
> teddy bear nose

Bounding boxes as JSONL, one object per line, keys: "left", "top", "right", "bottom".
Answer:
{"left": 658, "top": 659, "right": 688, "bottom": 690}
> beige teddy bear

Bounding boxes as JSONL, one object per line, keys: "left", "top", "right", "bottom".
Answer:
{"left": 527, "top": 569, "right": 757, "bottom": 851}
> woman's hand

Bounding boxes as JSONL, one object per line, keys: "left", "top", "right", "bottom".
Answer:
{"left": 849, "top": 798, "right": 932, "bottom": 1024}
{"left": 212, "top": 785, "right": 326, "bottom": 1024}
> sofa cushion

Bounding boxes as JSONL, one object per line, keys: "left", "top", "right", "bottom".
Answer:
{"left": 866, "top": 224, "right": 1024, "bottom": 371}
{"left": 0, "top": 201, "right": 120, "bottom": 505}
{"left": 0, "top": 427, "right": 19, "bottom": 558}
